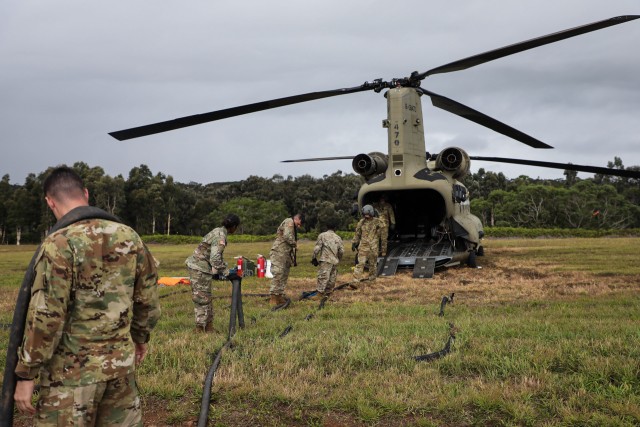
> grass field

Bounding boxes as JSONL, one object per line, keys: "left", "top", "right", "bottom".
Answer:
{"left": 2, "top": 237, "right": 640, "bottom": 426}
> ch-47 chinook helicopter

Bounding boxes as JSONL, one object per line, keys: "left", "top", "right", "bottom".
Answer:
{"left": 110, "top": 15, "right": 640, "bottom": 278}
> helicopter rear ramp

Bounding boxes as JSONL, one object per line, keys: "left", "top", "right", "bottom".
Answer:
{"left": 377, "top": 240, "right": 453, "bottom": 278}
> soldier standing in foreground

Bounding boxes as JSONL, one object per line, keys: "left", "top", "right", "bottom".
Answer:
{"left": 269, "top": 213, "right": 304, "bottom": 306}
{"left": 13, "top": 166, "right": 161, "bottom": 425}
{"left": 373, "top": 194, "right": 395, "bottom": 256}
{"left": 351, "top": 205, "right": 383, "bottom": 287}
{"left": 310, "top": 219, "right": 344, "bottom": 300}
{"left": 185, "top": 214, "right": 240, "bottom": 332}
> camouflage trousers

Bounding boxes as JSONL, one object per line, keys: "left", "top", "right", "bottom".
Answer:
{"left": 353, "top": 248, "right": 378, "bottom": 282}
{"left": 317, "top": 261, "right": 338, "bottom": 294}
{"left": 269, "top": 255, "right": 292, "bottom": 295}
{"left": 379, "top": 221, "right": 389, "bottom": 254}
{"left": 34, "top": 373, "right": 141, "bottom": 426}
{"left": 188, "top": 267, "right": 214, "bottom": 327}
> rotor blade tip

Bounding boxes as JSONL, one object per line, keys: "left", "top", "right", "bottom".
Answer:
{"left": 108, "top": 132, "right": 125, "bottom": 141}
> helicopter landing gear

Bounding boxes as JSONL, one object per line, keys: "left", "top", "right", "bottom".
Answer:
{"left": 466, "top": 250, "right": 478, "bottom": 268}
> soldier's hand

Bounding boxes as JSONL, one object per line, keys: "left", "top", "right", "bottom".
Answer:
{"left": 389, "top": 223, "right": 396, "bottom": 232}
{"left": 135, "top": 342, "right": 149, "bottom": 365}
{"left": 214, "top": 268, "right": 231, "bottom": 280}
{"left": 311, "top": 258, "right": 319, "bottom": 267}
{"left": 14, "top": 379, "right": 36, "bottom": 414}
{"left": 351, "top": 242, "right": 358, "bottom": 252}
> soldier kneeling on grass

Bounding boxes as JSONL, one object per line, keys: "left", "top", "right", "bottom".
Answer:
{"left": 309, "top": 219, "right": 344, "bottom": 301}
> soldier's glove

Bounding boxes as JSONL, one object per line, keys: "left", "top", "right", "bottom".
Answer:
{"left": 215, "top": 268, "right": 230, "bottom": 280}
{"left": 351, "top": 242, "right": 359, "bottom": 252}
{"left": 389, "top": 223, "right": 396, "bottom": 232}
{"left": 226, "top": 267, "right": 241, "bottom": 281}
{"left": 311, "top": 258, "right": 319, "bottom": 267}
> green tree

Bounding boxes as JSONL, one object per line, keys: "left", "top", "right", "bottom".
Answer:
{"left": 94, "top": 174, "right": 126, "bottom": 216}
{"left": 124, "top": 165, "right": 154, "bottom": 233}
{"left": 0, "top": 174, "right": 12, "bottom": 244}
{"left": 207, "top": 197, "right": 288, "bottom": 235}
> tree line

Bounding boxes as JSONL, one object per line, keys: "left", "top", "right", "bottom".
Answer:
{"left": 465, "top": 157, "right": 640, "bottom": 230}
{"left": 0, "top": 163, "right": 363, "bottom": 244}
{"left": 0, "top": 158, "right": 638, "bottom": 244}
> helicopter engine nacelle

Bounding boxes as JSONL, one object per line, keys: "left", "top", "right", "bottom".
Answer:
{"left": 352, "top": 152, "right": 388, "bottom": 179}
{"left": 435, "top": 147, "right": 470, "bottom": 179}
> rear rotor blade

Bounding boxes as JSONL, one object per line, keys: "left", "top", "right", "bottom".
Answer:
{"left": 421, "top": 89, "right": 553, "bottom": 149}
{"left": 418, "top": 15, "right": 639, "bottom": 79}
{"left": 282, "top": 156, "right": 355, "bottom": 163}
{"left": 470, "top": 156, "right": 640, "bottom": 179}
{"left": 109, "top": 85, "right": 375, "bottom": 141}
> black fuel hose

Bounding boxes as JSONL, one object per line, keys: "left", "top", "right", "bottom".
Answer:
{"left": 438, "top": 292, "right": 455, "bottom": 317}
{"left": 197, "top": 341, "right": 231, "bottom": 427}
{"left": 414, "top": 335, "right": 455, "bottom": 362}
{"left": 1, "top": 206, "right": 120, "bottom": 427}
{"left": 414, "top": 323, "right": 458, "bottom": 362}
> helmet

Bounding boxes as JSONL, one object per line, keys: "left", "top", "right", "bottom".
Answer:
{"left": 361, "top": 205, "right": 375, "bottom": 216}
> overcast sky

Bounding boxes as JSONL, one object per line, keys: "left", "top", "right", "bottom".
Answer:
{"left": 2, "top": 1, "right": 639, "bottom": 186}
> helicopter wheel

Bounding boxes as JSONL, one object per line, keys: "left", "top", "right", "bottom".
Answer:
{"left": 477, "top": 245, "right": 484, "bottom": 256}
{"left": 466, "top": 250, "right": 478, "bottom": 268}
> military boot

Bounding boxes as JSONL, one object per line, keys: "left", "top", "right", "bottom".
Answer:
{"left": 269, "top": 294, "right": 280, "bottom": 307}
{"left": 194, "top": 325, "right": 206, "bottom": 333}
{"left": 276, "top": 294, "right": 288, "bottom": 305}
{"left": 204, "top": 322, "right": 215, "bottom": 333}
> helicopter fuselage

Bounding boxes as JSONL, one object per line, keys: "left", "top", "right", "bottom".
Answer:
{"left": 354, "top": 87, "right": 483, "bottom": 275}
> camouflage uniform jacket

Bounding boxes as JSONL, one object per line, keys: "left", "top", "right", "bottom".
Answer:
{"left": 354, "top": 217, "right": 383, "bottom": 251}
{"left": 373, "top": 200, "right": 395, "bottom": 227}
{"left": 15, "top": 219, "right": 161, "bottom": 387}
{"left": 269, "top": 217, "right": 296, "bottom": 259}
{"left": 312, "top": 230, "right": 344, "bottom": 265}
{"left": 185, "top": 226, "right": 229, "bottom": 274}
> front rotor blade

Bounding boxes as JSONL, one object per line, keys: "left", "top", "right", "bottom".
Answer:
{"left": 109, "top": 85, "right": 374, "bottom": 141}
{"left": 421, "top": 89, "right": 552, "bottom": 149}
{"left": 282, "top": 156, "right": 355, "bottom": 163}
{"left": 419, "top": 15, "right": 639, "bottom": 79}
{"left": 470, "top": 156, "right": 640, "bottom": 179}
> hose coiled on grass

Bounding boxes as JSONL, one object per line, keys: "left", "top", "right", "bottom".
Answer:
{"left": 414, "top": 323, "right": 458, "bottom": 362}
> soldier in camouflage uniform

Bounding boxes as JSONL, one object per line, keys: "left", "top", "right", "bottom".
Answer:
{"left": 373, "top": 194, "right": 395, "bottom": 256}
{"left": 185, "top": 214, "right": 240, "bottom": 332}
{"left": 269, "top": 213, "right": 304, "bottom": 306}
{"left": 13, "top": 166, "right": 161, "bottom": 426}
{"left": 351, "top": 205, "right": 383, "bottom": 286}
{"left": 310, "top": 219, "right": 344, "bottom": 300}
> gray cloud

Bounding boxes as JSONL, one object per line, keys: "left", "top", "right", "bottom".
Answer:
{"left": 1, "top": 1, "right": 639, "bottom": 184}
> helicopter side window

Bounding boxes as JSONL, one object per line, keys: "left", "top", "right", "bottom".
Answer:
{"left": 453, "top": 184, "right": 468, "bottom": 202}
